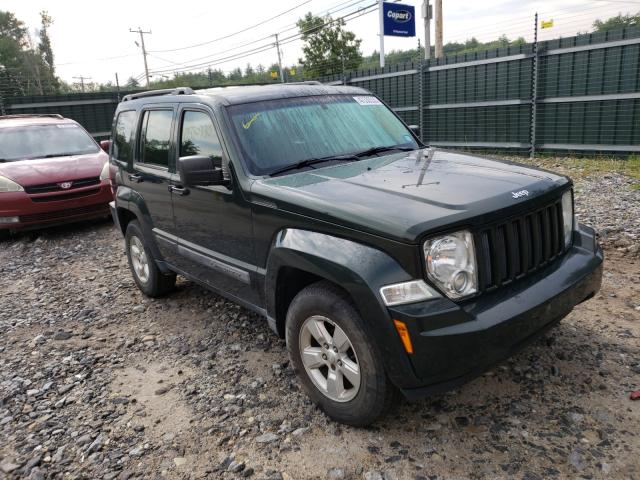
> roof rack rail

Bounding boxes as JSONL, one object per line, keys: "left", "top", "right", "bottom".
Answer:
{"left": 280, "top": 81, "right": 322, "bottom": 86}
{"left": 122, "top": 87, "right": 195, "bottom": 102}
{"left": 0, "top": 114, "right": 64, "bottom": 120}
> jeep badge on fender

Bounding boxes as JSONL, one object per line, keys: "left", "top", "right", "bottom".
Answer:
{"left": 107, "top": 84, "right": 603, "bottom": 426}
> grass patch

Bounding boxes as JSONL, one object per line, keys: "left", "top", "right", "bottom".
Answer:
{"left": 501, "top": 154, "right": 640, "bottom": 182}
{"left": 555, "top": 155, "right": 640, "bottom": 180}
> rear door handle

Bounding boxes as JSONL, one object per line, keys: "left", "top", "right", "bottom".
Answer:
{"left": 128, "top": 173, "right": 143, "bottom": 183}
{"left": 168, "top": 185, "right": 189, "bottom": 196}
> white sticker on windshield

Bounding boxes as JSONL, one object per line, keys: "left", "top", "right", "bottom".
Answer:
{"left": 56, "top": 124, "right": 79, "bottom": 128}
{"left": 353, "top": 96, "right": 383, "bottom": 106}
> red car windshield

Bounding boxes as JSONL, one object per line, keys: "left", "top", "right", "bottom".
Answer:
{"left": 0, "top": 123, "right": 99, "bottom": 161}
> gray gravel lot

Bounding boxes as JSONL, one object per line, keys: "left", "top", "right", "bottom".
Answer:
{"left": 1, "top": 159, "right": 639, "bottom": 480}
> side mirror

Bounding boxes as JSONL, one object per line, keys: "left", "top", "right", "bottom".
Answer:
{"left": 100, "top": 139, "right": 111, "bottom": 153}
{"left": 178, "top": 155, "right": 224, "bottom": 187}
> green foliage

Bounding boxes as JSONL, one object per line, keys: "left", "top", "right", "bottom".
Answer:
{"left": 37, "top": 11, "right": 58, "bottom": 91}
{"left": 126, "top": 76, "right": 140, "bottom": 88}
{"left": 145, "top": 61, "right": 304, "bottom": 90}
{"left": 593, "top": 12, "right": 639, "bottom": 32}
{"left": 296, "top": 13, "right": 363, "bottom": 78}
{"left": 0, "top": 10, "right": 60, "bottom": 96}
{"left": 359, "top": 35, "right": 527, "bottom": 69}
{"left": 38, "top": 11, "right": 54, "bottom": 72}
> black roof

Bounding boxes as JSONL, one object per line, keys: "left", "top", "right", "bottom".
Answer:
{"left": 120, "top": 84, "right": 370, "bottom": 107}
{"left": 195, "top": 83, "right": 368, "bottom": 106}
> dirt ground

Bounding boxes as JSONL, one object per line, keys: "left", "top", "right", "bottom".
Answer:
{"left": 1, "top": 159, "right": 639, "bottom": 480}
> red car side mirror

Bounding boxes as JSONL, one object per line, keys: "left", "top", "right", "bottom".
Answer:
{"left": 100, "top": 140, "right": 112, "bottom": 153}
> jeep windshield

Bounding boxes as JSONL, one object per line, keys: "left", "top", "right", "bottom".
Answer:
{"left": 0, "top": 123, "right": 99, "bottom": 162}
{"left": 227, "top": 94, "right": 419, "bottom": 176}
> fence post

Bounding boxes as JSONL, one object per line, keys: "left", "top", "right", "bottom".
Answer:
{"left": 0, "top": 91, "right": 5, "bottom": 116}
{"left": 418, "top": 61, "right": 425, "bottom": 143}
{"left": 529, "top": 12, "right": 539, "bottom": 158}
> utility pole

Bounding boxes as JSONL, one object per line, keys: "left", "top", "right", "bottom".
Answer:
{"left": 72, "top": 75, "right": 91, "bottom": 93}
{"left": 378, "top": 0, "right": 385, "bottom": 68}
{"left": 422, "top": 0, "right": 432, "bottom": 60}
{"left": 130, "top": 27, "right": 151, "bottom": 88}
{"left": 274, "top": 34, "right": 284, "bottom": 83}
{"left": 115, "top": 72, "right": 121, "bottom": 101}
{"left": 434, "top": 0, "right": 443, "bottom": 59}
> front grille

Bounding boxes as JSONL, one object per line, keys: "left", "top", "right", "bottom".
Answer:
{"left": 19, "top": 204, "right": 108, "bottom": 223}
{"left": 30, "top": 188, "right": 101, "bottom": 202}
{"left": 24, "top": 177, "right": 100, "bottom": 194}
{"left": 475, "top": 198, "right": 566, "bottom": 292}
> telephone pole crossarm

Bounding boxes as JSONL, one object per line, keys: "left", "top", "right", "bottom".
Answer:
{"left": 72, "top": 75, "right": 91, "bottom": 93}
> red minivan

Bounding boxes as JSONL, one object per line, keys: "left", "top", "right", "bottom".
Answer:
{"left": 0, "top": 114, "right": 114, "bottom": 239}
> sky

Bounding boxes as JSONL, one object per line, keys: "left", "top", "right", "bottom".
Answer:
{"left": 3, "top": 0, "right": 638, "bottom": 85}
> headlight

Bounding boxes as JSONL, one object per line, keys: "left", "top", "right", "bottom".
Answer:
{"left": 0, "top": 175, "right": 24, "bottom": 193}
{"left": 423, "top": 230, "right": 477, "bottom": 299}
{"left": 380, "top": 280, "right": 439, "bottom": 306}
{"left": 99, "top": 161, "right": 110, "bottom": 181}
{"left": 561, "top": 189, "right": 574, "bottom": 248}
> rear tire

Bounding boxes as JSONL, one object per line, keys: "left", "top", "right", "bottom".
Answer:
{"left": 125, "top": 220, "right": 176, "bottom": 297}
{"left": 286, "top": 281, "right": 399, "bottom": 426}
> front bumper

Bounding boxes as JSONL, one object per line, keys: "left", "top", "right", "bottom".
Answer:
{"left": 0, "top": 182, "right": 113, "bottom": 231}
{"left": 388, "top": 224, "right": 603, "bottom": 400}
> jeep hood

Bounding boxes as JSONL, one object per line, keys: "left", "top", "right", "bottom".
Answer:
{"left": 251, "top": 149, "right": 570, "bottom": 243}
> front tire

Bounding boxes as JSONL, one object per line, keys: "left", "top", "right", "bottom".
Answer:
{"left": 125, "top": 220, "right": 176, "bottom": 297}
{"left": 286, "top": 281, "right": 399, "bottom": 426}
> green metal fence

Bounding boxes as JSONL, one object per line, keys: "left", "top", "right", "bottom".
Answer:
{"left": 321, "top": 26, "right": 640, "bottom": 155}
{"left": 1, "top": 27, "right": 639, "bottom": 155}
{"left": 0, "top": 90, "right": 135, "bottom": 140}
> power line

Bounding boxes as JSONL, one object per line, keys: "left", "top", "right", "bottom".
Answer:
{"left": 53, "top": 0, "right": 368, "bottom": 71}
{"left": 148, "top": 0, "right": 312, "bottom": 53}
{"left": 148, "top": 2, "right": 378, "bottom": 76}
{"left": 145, "top": 0, "right": 371, "bottom": 72}
{"left": 57, "top": 53, "right": 138, "bottom": 66}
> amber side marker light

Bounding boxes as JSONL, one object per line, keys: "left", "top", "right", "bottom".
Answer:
{"left": 393, "top": 319, "right": 414, "bottom": 354}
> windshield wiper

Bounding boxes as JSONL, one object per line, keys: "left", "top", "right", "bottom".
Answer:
{"left": 268, "top": 145, "right": 414, "bottom": 177}
{"left": 41, "top": 153, "right": 79, "bottom": 158}
{"left": 351, "top": 145, "right": 415, "bottom": 158}
{"left": 269, "top": 154, "right": 359, "bottom": 176}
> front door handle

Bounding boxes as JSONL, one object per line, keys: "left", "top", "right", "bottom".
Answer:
{"left": 128, "top": 173, "right": 143, "bottom": 183}
{"left": 168, "top": 185, "right": 189, "bottom": 196}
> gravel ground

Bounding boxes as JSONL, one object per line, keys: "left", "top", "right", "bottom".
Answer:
{"left": 1, "top": 159, "right": 639, "bottom": 480}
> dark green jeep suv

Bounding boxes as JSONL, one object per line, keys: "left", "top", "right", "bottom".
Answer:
{"left": 108, "top": 84, "right": 603, "bottom": 426}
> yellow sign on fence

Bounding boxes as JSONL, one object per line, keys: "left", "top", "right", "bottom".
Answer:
{"left": 270, "top": 71, "right": 278, "bottom": 79}
{"left": 541, "top": 19, "right": 554, "bottom": 29}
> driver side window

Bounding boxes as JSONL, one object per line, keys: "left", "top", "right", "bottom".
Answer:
{"left": 180, "top": 111, "right": 222, "bottom": 168}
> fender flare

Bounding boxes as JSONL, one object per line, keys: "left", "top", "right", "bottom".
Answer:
{"left": 113, "top": 186, "right": 170, "bottom": 273}
{"left": 265, "top": 228, "right": 421, "bottom": 387}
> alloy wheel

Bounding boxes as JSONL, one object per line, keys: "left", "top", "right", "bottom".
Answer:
{"left": 298, "top": 315, "right": 361, "bottom": 402}
{"left": 129, "top": 235, "right": 150, "bottom": 284}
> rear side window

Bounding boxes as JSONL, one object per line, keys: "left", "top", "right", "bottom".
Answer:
{"left": 113, "top": 111, "right": 136, "bottom": 162}
{"left": 140, "top": 110, "right": 173, "bottom": 168}
{"left": 180, "top": 111, "right": 222, "bottom": 167}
